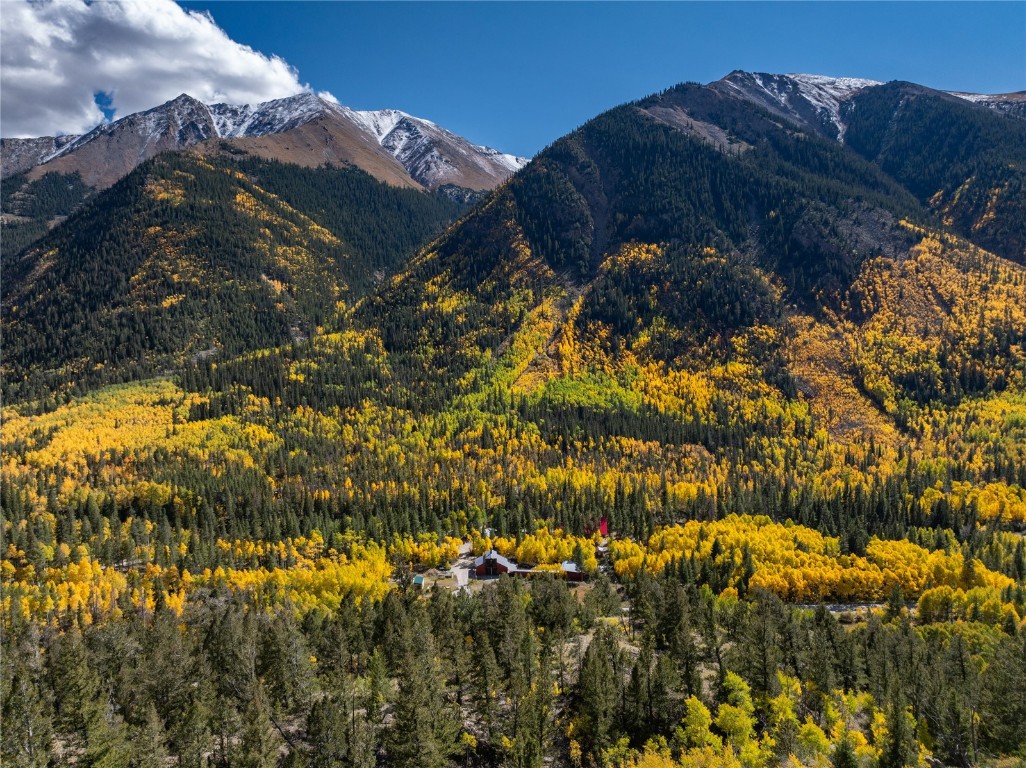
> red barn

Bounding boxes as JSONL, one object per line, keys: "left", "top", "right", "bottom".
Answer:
{"left": 474, "top": 550, "right": 514, "bottom": 578}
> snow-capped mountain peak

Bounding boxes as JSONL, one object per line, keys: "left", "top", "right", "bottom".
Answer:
{"left": 714, "top": 71, "right": 1026, "bottom": 135}
{"left": 346, "top": 107, "right": 527, "bottom": 187}
{"left": 6, "top": 91, "right": 527, "bottom": 191}
{"left": 42, "top": 93, "right": 215, "bottom": 164}
{"left": 207, "top": 92, "right": 335, "bottom": 138}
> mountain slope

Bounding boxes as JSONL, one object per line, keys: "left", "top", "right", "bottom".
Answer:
{"left": 844, "top": 81, "right": 1026, "bottom": 262}
{"left": 34, "top": 76, "right": 1018, "bottom": 554}
{"left": 949, "top": 89, "right": 1026, "bottom": 118}
{"left": 4, "top": 71, "right": 1026, "bottom": 768}
{"left": 0, "top": 134, "right": 79, "bottom": 177}
{"left": 6, "top": 92, "right": 527, "bottom": 192}
{"left": 714, "top": 70, "right": 882, "bottom": 141}
{"left": 348, "top": 107, "right": 525, "bottom": 189}
{"left": 713, "top": 72, "right": 1026, "bottom": 263}
{"left": 342, "top": 75, "right": 1026, "bottom": 467}
{"left": 1, "top": 152, "right": 464, "bottom": 399}
{"left": 360, "top": 81, "right": 924, "bottom": 392}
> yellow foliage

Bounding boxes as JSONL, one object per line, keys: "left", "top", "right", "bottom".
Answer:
{"left": 2, "top": 379, "right": 281, "bottom": 510}
{"left": 1, "top": 530, "right": 394, "bottom": 627}
{"left": 610, "top": 515, "right": 1013, "bottom": 605}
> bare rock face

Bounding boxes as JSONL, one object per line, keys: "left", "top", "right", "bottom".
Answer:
{"left": 1, "top": 135, "right": 80, "bottom": 177}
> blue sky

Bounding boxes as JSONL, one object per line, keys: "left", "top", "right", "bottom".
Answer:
{"left": 2, "top": 1, "right": 1022, "bottom": 148}
{"left": 178, "top": 1, "right": 1026, "bottom": 156}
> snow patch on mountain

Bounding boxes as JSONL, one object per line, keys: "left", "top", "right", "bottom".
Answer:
{"left": 0, "top": 135, "right": 80, "bottom": 177}
{"left": 477, "top": 146, "right": 526, "bottom": 174}
{"left": 719, "top": 72, "right": 882, "bottom": 142}
{"left": 786, "top": 74, "right": 882, "bottom": 139}
{"left": 948, "top": 92, "right": 993, "bottom": 104}
{"left": 349, "top": 107, "right": 527, "bottom": 186}
{"left": 787, "top": 74, "right": 882, "bottom": 102}
{"left": 946, "top": 90, "right": 1026, "bottom": 119}
{"left": 349, "top": 109, "right": 418, "bottom": 142}
{"left": 208, "top": 93, "right": 335, "bottom": 138}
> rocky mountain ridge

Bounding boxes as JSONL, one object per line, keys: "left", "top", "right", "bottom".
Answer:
{"left": 1, "top": 92, "right": 527, "bottom": 191}
{"left": 714, "top": 71, "right": 1025, "bottom": 141}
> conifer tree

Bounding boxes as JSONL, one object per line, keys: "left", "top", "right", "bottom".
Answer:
{"left": 386, "top": 618, "right": 461, "bottom": 768}
{"left": 172, "top": 695, "right": 211, "bottom": 768}
{"left": 132, "top": 703, "right": 169, "bottom": 767}
{"left": 471, "top": 629, "right": 502, "bottom": 745}
{"left": 575, "top": 627, "right": 619, "bottom": 758}
{"left": 1, "top": 633, "right": 54, "bottom": 768}
{"left": 234, "top": 683, "right": 282, "bottom": 768}
{"left": 979, "top": 632, "right": 1026, "bottom": 754}
{"left": 880, "top": 700, "right": 918, "bottom": 768}
{"left": 831, "top": 731, "right": 859, "bottom": 768}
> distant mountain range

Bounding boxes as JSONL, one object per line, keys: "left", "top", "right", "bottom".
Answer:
{"left": 4, "top": 70, "right": 1025, "bottom": 398}
{"left": 1, "top": 92, "right": 527, "bottom": 191}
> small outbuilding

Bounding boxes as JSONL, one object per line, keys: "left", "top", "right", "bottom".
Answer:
{"left": 560, "top": 560, "right": 587, "bottom": 582}
{"left": 474, "top": 549, "right": 514, "bottom": 578}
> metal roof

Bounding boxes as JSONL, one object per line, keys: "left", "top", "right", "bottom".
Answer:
{"left": 473, "top": 549, "right": 515, "bottom": 570}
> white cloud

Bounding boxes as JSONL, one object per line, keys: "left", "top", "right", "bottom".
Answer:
{"left": 1, "top": 0, "right": 310, "bottom": 137}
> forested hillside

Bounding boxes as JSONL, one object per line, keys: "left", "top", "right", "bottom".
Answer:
{"left": 843, "top": 82, "right": 1026, "bottom": 263}
{"left": 0, "top": 170, "right": 93, "bottom": 256}
{"left": 2, "top": 153, "right": 464, "bottom": 401}
{"left": 3, "top": 74, "right": 1026, "bottom": 767}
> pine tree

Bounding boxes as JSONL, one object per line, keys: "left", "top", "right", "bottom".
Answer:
{"left": 575, "top": 627, "right": 619, "bottom": 758}
{"left": 365, "top": 647, "right": 390, "bottom": 723}
{"left": 471, "top": 630, "right": 502, "bottom": 745}
{"left": 880, "top": 700, "right": 918, "bottom": 768}
{"left": 131, "top": 703, "right": 169, "bottom": 767}
{"left": 509, "top": 656, "right": 554, "bottom": 768}
{"left": 1, "top": 633, "right": 54, "bottom": 768}
{"left": 80, "top": 700, "right": 132, "bottom": 768}
{"left": 49, "top": 625, "right": 131, "bottom": 766}
{"left": 234, "top": 683, "right": 282, "bottom": 768}
{"left": 979, "top": 632, "right": 1026, "bottom": 754}
{"left": 831, "top": 730, "right": 858, "bottom": 768}
{"left": 307, "top": 695, "right": 348, "bottom": 768}
{"left": 258, "top": 609, "right": 315, "bottom": 717}
{"left": 385, "top": 619, "right": 461, "bottom": 768}
{"left": 172, "top": 695, "right": 211, "bottom": 768}
{"left": 49, "top": 627, "right": 101, "bottom": 743}
{"left": 307, "top": 679, "right": 375, "bottom": 768}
